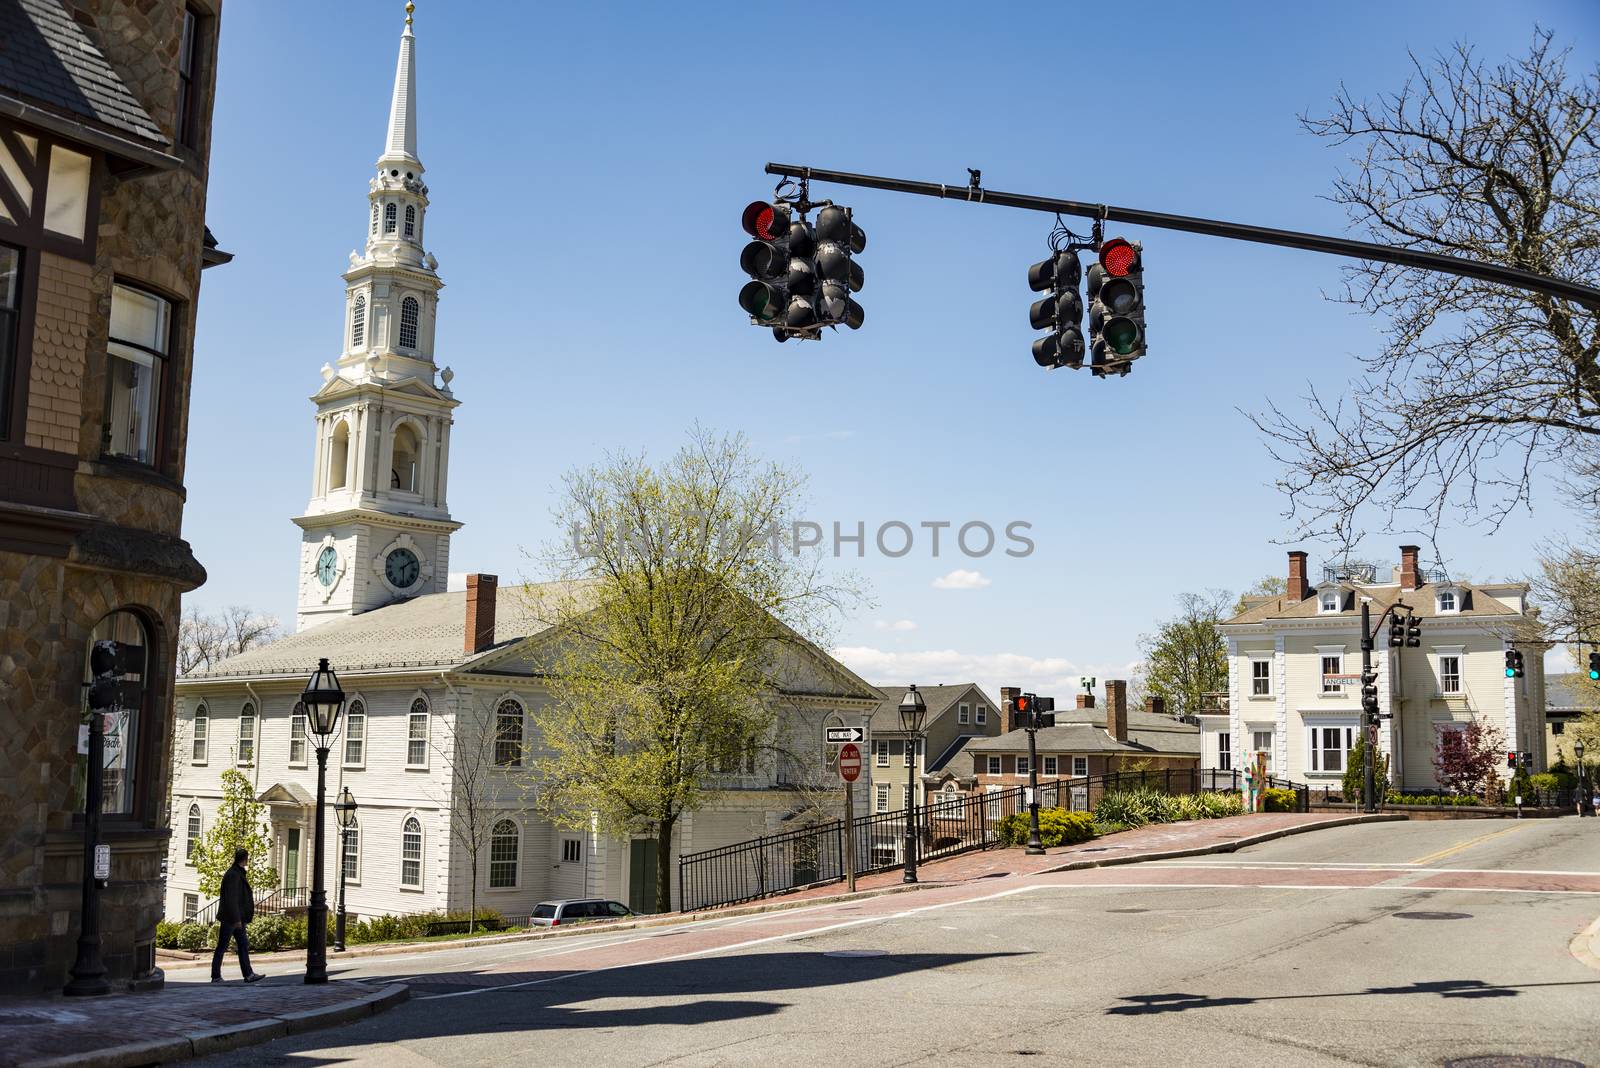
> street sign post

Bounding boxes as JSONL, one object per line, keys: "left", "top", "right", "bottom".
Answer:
{"left": 838, "top": 742, "right": 861, "bottom": 894}
{"left": 825, "top": 726, "right": 865, "bottom": 744}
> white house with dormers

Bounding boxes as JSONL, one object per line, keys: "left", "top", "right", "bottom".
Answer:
{"left": 166, "top": 12, "right": 878, "bottom": 923}
{"left": 1199, "top": 546, "right": 1547, "bottom": 793}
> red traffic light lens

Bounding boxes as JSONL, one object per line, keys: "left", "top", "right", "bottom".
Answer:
{"left": 1099, "top": 238, "right": 1137, "bottom": 277}
{"left": 742, "top": 201, "right": 782, "bottom": 241}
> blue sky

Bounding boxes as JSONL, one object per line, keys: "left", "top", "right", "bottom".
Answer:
{"left": 189, "top": 0, "right": 1599, "bottom": 700}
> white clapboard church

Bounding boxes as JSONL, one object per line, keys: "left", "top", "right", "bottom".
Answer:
{"left": 166, "top": 10, "right": 877, "bottom": 921}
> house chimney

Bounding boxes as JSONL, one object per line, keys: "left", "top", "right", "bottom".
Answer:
{"left": 464, "top": 574, "right": 498, "bottom": 654}
{"left": 1146, "top": 696, "right": 1165, "bottom": 718}
{"left": 1399, "top": 545, "right": 1420, "bottom": 591}
{"left": 1075, "top": 693, "right": 1095, "bottom": 710}
{"left": 1000, "top": 686, "right": 1021, "bottom": 732}
{"left": 1105, "top": 680, "right": 1128, "bottom": 743}
{"left": 1287, "top": 550, "right": 1311, "bottom": 601}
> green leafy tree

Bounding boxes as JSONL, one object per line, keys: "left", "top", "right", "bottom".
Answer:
{"left": 1137, "top": 590, "right": 1232, "bottom": 717}
{"left": 1234, "top": 575, "right": 1286, "bottom": 614}
{"left": 1342, "top": 736, "right": 1391, "bottom": 804}
{"left": 191, "top": 767, "right": 278, "bottom": 898}
{"left": 525, "top": 428, "right": 861, "bottom": 912}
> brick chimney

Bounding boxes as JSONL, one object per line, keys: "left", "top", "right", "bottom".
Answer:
{"left": 1105, "top": 680, "right": 1128, "bottom": 743}
{"left": 1399, "top": 544, "right": 1420, "bottom": 591}
{"left": 1146, "top": 696, "right": 1165, "bottom": 718}
{"left": 1000, "top": 686, "right": 1021, "bottom": 732}
{"left": 1287, "top": 550, "right": 1312, "bottom": 601}
{"left": 464, "top": 574, "right": 499, "bottom": 655}
{"left": 1075, "top": 693, "right": 1095, "bottom": 710}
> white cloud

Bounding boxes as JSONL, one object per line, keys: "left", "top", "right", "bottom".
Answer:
{"left": 872, "top": 619, "right": 919, "bottom": 632}
{"left": 447, "top": 572, "right": 468, "bottom": 592}
{"left": 833, "top": 645, "right": 1141, "bottom": 707}
{"left": 932, "top": 569, "right": 990, "bottom": 590}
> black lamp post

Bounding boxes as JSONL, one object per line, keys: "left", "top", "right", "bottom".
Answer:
{"left": 301, "top": 658, "right": 345, "bottom": 984}
{"left": 898, "top": 685, "right": 927, "bottom": 884}
{"left": 1576, "top": 740, "right": 1588, "bottom": 817}
{"left": 333, "top": 786, "right": 357, "bottom": 951}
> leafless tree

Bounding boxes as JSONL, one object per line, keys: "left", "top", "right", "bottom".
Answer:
{"left": 176, "top": 605, "right": 280, "bottom": 676}
{"left": 1252, "top": 29, "right": 1599, "bottom": 551}
{"left": 434, "top": 693, "right": 526, "bottom": 929}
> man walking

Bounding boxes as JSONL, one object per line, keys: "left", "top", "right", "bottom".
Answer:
{"left": 212, "top": 848, "right": 265, "bottom": 983}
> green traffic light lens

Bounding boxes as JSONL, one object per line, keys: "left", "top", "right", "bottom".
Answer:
{"left": 738, "top": 281, "right": 781, "bottom": 322}
{"left": 1505, "top": 668, "right": 1516, "bottom": 678}
{"left": 1104, "top": 318, "right": 1139, "bottom": 355}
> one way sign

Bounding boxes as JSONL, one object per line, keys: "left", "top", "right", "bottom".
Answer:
{"left": 825, "top": 726, "right": 865, "bottom": 744}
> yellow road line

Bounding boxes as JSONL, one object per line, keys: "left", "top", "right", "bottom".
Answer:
{"left": 1409, "top": 822, "right": 1530, "bottom": 866}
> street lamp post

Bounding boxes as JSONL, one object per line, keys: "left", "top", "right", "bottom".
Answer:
{"left": 898, "top": 685, "right": 927, "bottom": 884}
{"left": 333, "top": 787, "right": 357, "bottom": 951}
{"left": 301, "top": 658, "right": 346, "bottom": 984}
{"left": 1576, "top": 740, "right": 1588, "bottom": 818}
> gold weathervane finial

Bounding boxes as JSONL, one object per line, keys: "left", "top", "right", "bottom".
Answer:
{"left": 405, "top": 1, "right": 414, "bottom": 26}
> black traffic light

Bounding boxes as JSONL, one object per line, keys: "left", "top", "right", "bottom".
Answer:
{"left": 1504, "top": 648, "right": 1525, "bottom": 679}
{"left": 1388, "top": 615, "right": 1404, "bottom": 648}
{"left": 1507, "top": 751, "right": 1518, "bottom": 770}
{"left": 1086, "top": 237, "right": 1145, "bottom": 376}
{"left": 814, "top": 204, "right": 865, "bottom": 331}
{"left": 1360, "top": 672, "right": 1379, "bottom": 720}
{"left": 1033, "top": 696, "right": 1056, "bottom": 729}
{"left": 1014, "top": 692, "right": 1032, "bottom": 725}
{"left": 1027, "top": 250, "right": 1084, "bottom": 369}
{"left": 1588, "top": 649, "right": 1599, "bottom": 681}
{"left": 1404, "top": 614, "right": 1421, "bottom": 647}
{"left": 86, "top": 639, "right": 142, "bottom": 711}
{"left": 739, "top": 200, "right": 808, "bottom": 337}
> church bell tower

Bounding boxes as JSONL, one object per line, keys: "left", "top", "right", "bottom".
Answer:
{"left": 294, "top": 2, "right": 461, "bottom": 631}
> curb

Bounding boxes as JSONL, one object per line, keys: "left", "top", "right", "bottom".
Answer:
{"left": 20, "top": 983, "right": 408, "bottom": 1068}
{"left": 1038, "top": 813, "right": 1408, "bottom": 876}
{"left": 1569, "top": 913, "right": 1600, "bottom": 973}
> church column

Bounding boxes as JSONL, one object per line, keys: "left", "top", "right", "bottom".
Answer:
{"left": 436, "top": 415, "right": 452, "bottom": 511}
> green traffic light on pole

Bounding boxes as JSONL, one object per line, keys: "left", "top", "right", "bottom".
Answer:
{"left": 1588, "top": 649, "right": 1599, "bottom": 681}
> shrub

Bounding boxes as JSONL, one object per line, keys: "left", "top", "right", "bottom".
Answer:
{"left": 994, "top": 808, "right": 1097, "bottom": 847}
{"left": 173, "top": 921, "right": 215, "bottom": 952}
{"left": 246, "top": 913, "right": 290, "bottom": 953}
{"left": 1384, "top": 792, "right": 1482, "bottom": 807}
{"left": 155, "top": 920, "right": 183, "bottom": 948}
{"left": 1093, "top": 788, "right": 1240, "bottom": 830}
{"left": 344, "top": 908, "right": 507, "bottom": 946}
{"left": 1262, "top": 787, "right": 1298, "bottom": 813}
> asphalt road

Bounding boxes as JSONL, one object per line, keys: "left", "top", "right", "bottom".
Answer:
{"left": 182, "top": 817, "right": 1600, "bottom": 1067}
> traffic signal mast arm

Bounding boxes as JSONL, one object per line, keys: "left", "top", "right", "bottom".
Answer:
{"left": 763, "top": 163, "right": 1600, "bottom": 312}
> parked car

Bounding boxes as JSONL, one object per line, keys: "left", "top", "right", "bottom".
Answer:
{"left": 528, "top": 899, "right": 635, "bottom": 927}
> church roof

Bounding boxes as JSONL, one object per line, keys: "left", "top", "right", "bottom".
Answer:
{"left": 184, "top": 581, "right": 589, "bottom": 681}
{"left": 380, "top": 7, "right": 420, "bottom": 168}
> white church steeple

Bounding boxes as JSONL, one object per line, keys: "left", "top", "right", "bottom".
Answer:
{"left": 294, "top": 2, "right": 462, "bottom": 632}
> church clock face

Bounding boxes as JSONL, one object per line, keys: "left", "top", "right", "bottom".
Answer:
{"left": 316, "top": 546, "right": 340, "bottom": 587}
{"left": 385, "top": 547, "right": 421, "bottom": 590}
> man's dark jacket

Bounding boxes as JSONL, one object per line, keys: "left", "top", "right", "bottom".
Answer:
{"left": 218, "top": 864, "right": 254, "bottom": 926}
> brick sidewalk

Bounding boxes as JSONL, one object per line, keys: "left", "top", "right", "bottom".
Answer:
{"left": 0, "top": 975, "right": 406, "bottom": 1068}
{"left": 727, "top": 811, "right": 1394, "bottom": 907}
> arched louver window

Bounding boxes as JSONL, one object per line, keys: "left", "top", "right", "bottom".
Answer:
{"left": 384, "top": 202, "right": 397, "bottom": 233}
{"left": 351, "top": 293, "right": 366, "bottom": 348}
{"left": 404, "top": 204, "right": 416, "bottom": 238}
{"left": 399, "top": 297, "right": 419, "bottom": 349}
{"left": 370, "top": 203, "right": 378, "bottom": 235}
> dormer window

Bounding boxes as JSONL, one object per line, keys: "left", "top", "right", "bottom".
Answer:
{"left": 1319, "top": 591, "right": 1341, "bottom": 613}
{"left": 1437, "top": 587, "right": 1459, "bottom": 614}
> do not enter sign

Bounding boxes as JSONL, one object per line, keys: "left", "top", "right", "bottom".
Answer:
{"left": 838, "top": 742, "right": 862, "bottom": 783}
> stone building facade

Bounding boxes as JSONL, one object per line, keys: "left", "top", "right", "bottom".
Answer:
{"left": 0, "top": 0, "right": 226, "bottom": 992}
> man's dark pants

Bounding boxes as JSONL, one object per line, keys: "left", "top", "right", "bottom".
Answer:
{"left": 211, "top": 923, "right": 252, "bottom": 980}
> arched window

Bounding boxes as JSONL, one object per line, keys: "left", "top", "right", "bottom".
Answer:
{"left": 407, "top": 697, "right": 429, "bottom": 767}
{"left": 343, "top": 815, "right": 360, "bottom": 882}
{"left": 351, "top": 293, "right": 366, "bottom": 349}
{"left": 401, "top": 816, "right": 422, "bottom": 887}
{"left": 494, "top": 700, "right": 523, "bottom": 767}
{"left": 328, "top": 421, "right": 350, "bottom": 491}
{"left": 192, "top": 704, "right": 208, "bottom": 763}
{"left": 398, "top": 296, "right": 419, "bottom": 349}
{"left": 370, "top": 202, "right": 378, "bottom": 235}
{"left": 80, "top": 610, "right": 149, "bottom": 815}
{"left": 236, "top": 702, "right": 255, "bottom": 764}
{"left": 343, "top": 701, "right": 366, "bottom": 767}
{"left": 404, "top": 204, "right": 416, "bottom": 238}
{"left": 390, "top": 422, "right": 419, "bottom": 492}
{"left": 383, "top": 202, "right": 397, "bottom": 233}
{"left": 186, "top": 803, "right": 201, "bottom": 863}
{"left": 489, "top": 819, "right": 519, "bottom": 888}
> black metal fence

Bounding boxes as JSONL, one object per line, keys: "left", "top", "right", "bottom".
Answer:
{"left": 677, "top": 768, "right": 1302, "bottom": 911}
{"left": 186, "top": 883, "right": 313, "bottom": 927}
